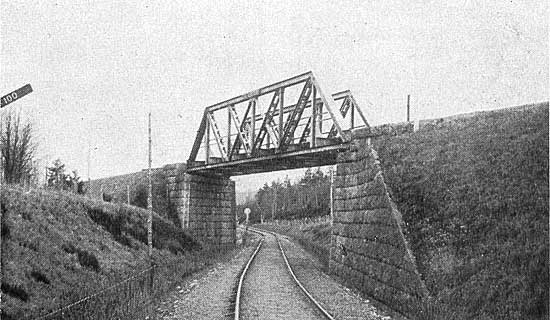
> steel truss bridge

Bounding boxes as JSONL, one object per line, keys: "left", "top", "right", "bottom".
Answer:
{"left": 187, "top": 72, "right": 370, "bottom": 176}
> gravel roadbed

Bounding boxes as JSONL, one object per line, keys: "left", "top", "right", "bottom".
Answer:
{"left": 279, "top": 236, "right": 393, "bottom": 320}
{"left": 154, "top": 237, "right": 260, "bottom": 319}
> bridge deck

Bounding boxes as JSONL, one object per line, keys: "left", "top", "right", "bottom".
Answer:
{"left": 187, "top": 141, "right": 349, "bottom": 176}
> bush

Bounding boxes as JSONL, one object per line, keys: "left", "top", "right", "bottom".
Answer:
{"left": 30, "top": 271, "right": 50, "bottom": 285}
{"left": 1, "top": 282, "right": 29, "bottom": 301}
{"left": 1, "top": 219, "right": 10, "bottom": 239}
{"left": 62, "top": 243, "right": 101, "bottom": 272}
{"left": 77, "top": 249, "right": 100, "bottom": 272}
{"left": 86, "top": 204, "right": 199, "bottom": 254}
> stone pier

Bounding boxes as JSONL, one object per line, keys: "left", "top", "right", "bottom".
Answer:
{"left": 166, "top": 165, "right": 236, "bottom": 246}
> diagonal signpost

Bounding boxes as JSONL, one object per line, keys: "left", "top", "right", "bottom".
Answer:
{"left": 1, "top": 84, "right": 33, "bottom": 109}
{"left": 0, "top": 83, "right": 33, "bottom": 320}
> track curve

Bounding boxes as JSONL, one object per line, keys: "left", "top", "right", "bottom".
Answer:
{"left": 232, "top": 226, "right": 334, "bottom": 320}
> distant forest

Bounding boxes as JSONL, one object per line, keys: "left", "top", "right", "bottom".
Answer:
{"left": 237, "top": 167, "right": 332, "bottom": 223}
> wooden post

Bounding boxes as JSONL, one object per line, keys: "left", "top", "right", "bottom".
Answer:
{"left": 407, "top": 95, "right": 411, "bottom": 122}
{"left": 147, "top": 112, "right": 153, "bottom": 291}
{"left": 127, "top": 185, "right": 130, "bottom": 205}
{"left": 271, "top": 185, "right": 277, "bottom": 221}
{"left": 330, "top": 166, "right": 334, "bottom": 226}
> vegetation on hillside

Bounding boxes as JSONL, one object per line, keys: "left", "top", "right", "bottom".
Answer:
{"left": 252, "top": 103, "right": 548, "bottom": 320}
{"left": 0, "top": 186, "right": 199, "bottom": 319}
{"left": 373, "top": 103, "right": 549, "bottom": 319}
{"left": 86, "top": 170, "right": 180, "bottom": 227}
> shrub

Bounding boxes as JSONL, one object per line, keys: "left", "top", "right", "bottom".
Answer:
{"left": 62, "top": 243, "right": 77, "bottom": 254}
{"left": 76, "top": 249, "right": 100, "bottom": 272}
{"left": 30, "top": 271, "right": 50, "bottom": 285}
{"left": 62, "top": 243, "right": 101, "bottom": 272}
{"left": 1, "top": 282, "right": 29, "bottom": 301}
{"left": 1, "top": 219, "right": 10, "bottom": 239}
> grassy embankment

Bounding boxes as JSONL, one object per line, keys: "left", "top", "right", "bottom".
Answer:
{"left": 0, "top": 186, "right": 231, "bottom": 319}
{"left": 260, "top": 103, "right": 549, "bottom": 320}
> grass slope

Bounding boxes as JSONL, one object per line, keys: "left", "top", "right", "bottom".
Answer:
{"left": 1, "top": 186, "right": 199, "bottom": 319}
{"left": 373, "top": 103, "right": 548, "bottom": 319}
{"left": 260, "top": 103, "right": 548, "bottom": 320}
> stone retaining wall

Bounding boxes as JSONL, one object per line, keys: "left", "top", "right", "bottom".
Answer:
{"left": 330, "top": 137, "right": 427, "bottom": 317}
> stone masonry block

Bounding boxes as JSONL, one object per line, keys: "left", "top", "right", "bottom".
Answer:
{"left": 363, "top": 208, "right": 396, "bottom": 226}
{"left": 334, "top": 210, "right": 363, "bottom": 224}
{"left": 334, "top": 178, "right": 386, "bottom": 200}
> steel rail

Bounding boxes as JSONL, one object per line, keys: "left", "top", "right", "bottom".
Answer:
{"left": 234, "top": 232, "right": 264, "bottom": 320}
{"left": 247, "top": 227, "right": 335, "bottom": 320}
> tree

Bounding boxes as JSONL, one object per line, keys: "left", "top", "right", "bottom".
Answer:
{"left": 0, "top": 111, "right": 36, "bottom": 184}
{"left": 47, "top": 159, "right": 84, "bottom": 193}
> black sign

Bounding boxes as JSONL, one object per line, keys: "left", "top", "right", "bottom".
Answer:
{"left": 1, "top": 84, "right": 33, "bottom": 108}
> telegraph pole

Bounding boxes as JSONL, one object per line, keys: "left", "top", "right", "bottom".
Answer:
{"left": 147, "top": 112, "right": 153, "bottom": 291}
{"left": 271, "top": 185, "right": 277, "bottom": 221}
{"left": 407, "top": 94, "right": 411, "bottom": 122}
{"left": 330, "top": 166, "right": 334, "bottom": 226}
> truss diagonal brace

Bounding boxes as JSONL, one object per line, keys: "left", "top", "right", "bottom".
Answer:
{"left": 206, "top": 112, "right": 228, "bottom": 160}
{"left": 230, "top": 99, "right": 254, "bottom": 158}
{"left": 188, "top": 111, "right": 207, "bottom": 163}
{"left": 280, "top": 79, "right": 313, "bottom": 147}
{"left": 253, "top": 90, "right": 280, "bottom": 150}
{"left": 229, "top": 104, "right": 251, "bottom": 156}
{"left": 312, "top": 77, "right": 348, "bottom": 141}
{"left": 328, "top": 97, "right": 351, "bottom": 138}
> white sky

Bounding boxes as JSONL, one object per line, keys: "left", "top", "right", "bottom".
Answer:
{"left": 1, "top": 1, "right": 548, "bottom": 192}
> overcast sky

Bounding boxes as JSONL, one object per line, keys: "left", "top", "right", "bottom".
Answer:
{"left": 1, "top": 1, "right": 548, "bottom": 192}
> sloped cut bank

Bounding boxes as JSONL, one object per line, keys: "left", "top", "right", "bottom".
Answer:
{"left": 1, "top": 186, "right": 201, "bottom": 319}
{"left": 372, "top": 103, "right": 549, "bottom": 319}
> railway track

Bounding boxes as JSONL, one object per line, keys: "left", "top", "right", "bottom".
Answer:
{"left": 230, "top": 227, "right": 335, "bottom": 320}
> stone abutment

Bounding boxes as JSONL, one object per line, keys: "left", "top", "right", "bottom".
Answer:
{"left": 330, "top": 133, "right": 428, "bottom": 317}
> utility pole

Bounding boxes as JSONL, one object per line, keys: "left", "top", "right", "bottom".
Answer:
{"left": 147, "top": 114, "right": 153, "bottom": 253}
{"left": 407, "top": 94, "right": 411, "bottom": 122}
{"left": 271, "top": 185, "right": 277, "bottom": 221}
{"left": 147, "top": 112, "right": 153, "bottom": 293}
{"left": 87, "top": 142, "right": 91, "bottom": 183}
{"left": 330, "top": 166, "right": 334, "bottom": 226}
